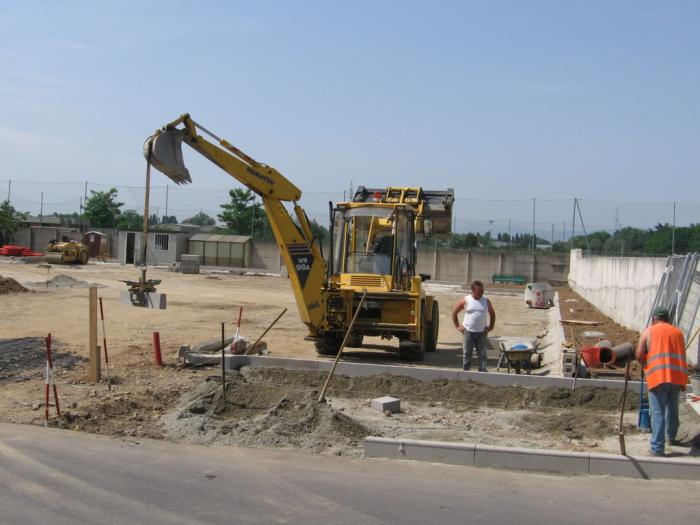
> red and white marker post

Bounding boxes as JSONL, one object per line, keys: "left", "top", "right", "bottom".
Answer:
{"left": 233, "top": 306, "right": 243, "bottom": 353}
{"left": 44, "top": 333, "right": 62, "bottom": 427}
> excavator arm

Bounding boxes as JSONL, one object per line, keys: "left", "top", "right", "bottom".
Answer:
{"left": 145, "top": 114, "right": 326, "bottom": 334}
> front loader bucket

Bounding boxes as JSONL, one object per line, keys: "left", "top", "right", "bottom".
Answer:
{"left": 144, "top": 129, "right": 192, "bottom": 185}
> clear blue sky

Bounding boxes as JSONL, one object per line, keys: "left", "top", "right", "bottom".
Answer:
{"left": 1, "top": 1, "right": 698, "bottom": 234}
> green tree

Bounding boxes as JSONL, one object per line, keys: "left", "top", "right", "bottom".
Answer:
{"left": 183, "top": 211, "right": 216, "bottom": 226}
{"left": 308, "top": 219, "right": 328, "bottom": 242}
{"left": 115, "top": 210, "right": 144, "bottom": 230}
{"left": 84, "top": 188, "right": 123, "bottom": 227}
{"left": 0, "top": 200, "right": 27, "bottom": 244}
{"left": 161, "top": 215, "right": 178, "bottom": 224}
{"left": 218, "top": 188, "right": 271, "bottom": 238}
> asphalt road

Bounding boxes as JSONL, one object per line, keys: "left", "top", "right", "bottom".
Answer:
{"left": 1, "top": 423, "right": 698, "bottom": 525}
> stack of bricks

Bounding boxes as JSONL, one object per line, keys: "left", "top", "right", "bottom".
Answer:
{"left": 562, "top": 347, "right": 578, "bottom": 377}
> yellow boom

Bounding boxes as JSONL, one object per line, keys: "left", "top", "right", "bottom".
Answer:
{"left": 145, "top": 114, "right": 326, "bottom": 334}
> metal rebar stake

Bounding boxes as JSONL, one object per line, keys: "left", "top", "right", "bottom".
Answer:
{"left": 318, "top": 290, "right": 368, "bottom": 403}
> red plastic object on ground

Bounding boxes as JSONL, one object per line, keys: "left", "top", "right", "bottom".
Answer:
{"left": 1, "top": 245, "right": 25, "bottom": 256}
{"left": 1, "top": 245, "right": 41, "bottom": 256}
{"left": 580, "top": 347, "right": 602, "bottom": 368}
{"left": 152, "top": 332, "right": 164, "bottom": 366}
{"left": 580, "top": 346, "right": 615, "bottom": 368}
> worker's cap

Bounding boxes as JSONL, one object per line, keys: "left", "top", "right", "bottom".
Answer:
{"left": 652, "top": 306, "right": 670, "bottom": 321}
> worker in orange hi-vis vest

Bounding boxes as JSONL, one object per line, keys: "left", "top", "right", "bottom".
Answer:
{"left": 635, "top": 307, "right": 688, "bottom": 457}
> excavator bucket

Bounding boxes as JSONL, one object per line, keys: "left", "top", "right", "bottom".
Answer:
{"left": 419, "top": 188, "right": 454, "bottom": 235}
{"left": 144, "top": 129, "right": 192, "bottom": 185}
{"left": 353, "top": 187, "right": 455, "bottom": 235}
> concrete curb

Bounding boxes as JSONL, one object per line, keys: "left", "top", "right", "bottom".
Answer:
{"left": 364, "top": 437, "right": 700, "bottom": 480}
{"left": 195, "top": 354, "right": 644, "bottom": 391}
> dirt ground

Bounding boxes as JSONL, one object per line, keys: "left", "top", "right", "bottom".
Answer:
{"left": 0, "top": 261, "right": 697, "bottom": 459}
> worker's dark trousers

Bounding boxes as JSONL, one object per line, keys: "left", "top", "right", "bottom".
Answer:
{"left": 648, "top": 383, "right": 681, "bottom": 454}
{"left": 463, "top": 330, "right": 488, "bottom": 372}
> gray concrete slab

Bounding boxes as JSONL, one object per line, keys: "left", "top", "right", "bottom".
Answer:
{"left": 371, "top": 396, "right": 400, "bottom": 413}
{"left": 365, "top": 437, "right": 699, "bottom": 479}
{"left": 218, "top": 355, "right": 644, "bottom": 391}
{"left": 474, "top": 443, "right": 590, "bottom": 475}
{"left": 365, "top": 437, "right": 476, "bottom": 466}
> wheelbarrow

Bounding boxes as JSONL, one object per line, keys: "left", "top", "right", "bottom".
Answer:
{"left": 497, "top": 342, "right": 536, "bottom": 374}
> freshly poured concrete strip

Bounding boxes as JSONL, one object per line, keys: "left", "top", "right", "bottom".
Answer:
{"left": 180, "top": 352, "right": 648, "bottom": 392}
{"left": 364, "top": 437, "right": 700, "bottom": 480}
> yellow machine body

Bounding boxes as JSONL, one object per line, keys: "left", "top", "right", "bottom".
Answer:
{"left": 45, "top": 240, "right": 90, "bottom": 265}
{"left": 146, "top": 114, "right": 453, "bottom": 360}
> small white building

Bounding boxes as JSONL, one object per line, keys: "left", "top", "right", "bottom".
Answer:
{"left": 117, "top": 224, "right": 198, "bottom": 265}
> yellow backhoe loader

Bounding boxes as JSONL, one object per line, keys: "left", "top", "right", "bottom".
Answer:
{"left": 145, "top": 115, "right": 453, "bottom": 361}
{"left": 45, "top": 237, "right": 90, "bottom": 265}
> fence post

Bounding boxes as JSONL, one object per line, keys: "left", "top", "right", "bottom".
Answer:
{"left": 432, "top": 240, "right": 438, "bottom": 280}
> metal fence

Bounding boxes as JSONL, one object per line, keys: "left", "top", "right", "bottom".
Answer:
{"left": 648, "top": 253, "right": 700, "bottom": 368}
{"left": 2, "top": 178, "right": 699, "bottom": 252}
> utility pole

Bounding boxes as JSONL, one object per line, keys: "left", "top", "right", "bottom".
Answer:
{"left": 551, "top": 223, "right": 554, "bottom": 247}
{"left": 6, "top": 179, "right": 10, "bottom": 203}
{"left": 562, "top": 221, "right": 566, "bottom": 243}
{"left": 40, "top": 191, "right": 43, "bottom": 227}
{"left": 531, "top": 197, "right": 536, "bottom": 252}
{"left": 507, "top": 219, "right": 511, "bottom": 247}
{"left": 251, "top": 196, "right": 255, "bottom": 240}
{"left": 672, "top": 201, "right": 676, "bottom": 255}
{"left": 82, "top": 181, "right": 88, "bottom": 233}
{"left": 165, "top": 185, "right": 169, "bottom": 220}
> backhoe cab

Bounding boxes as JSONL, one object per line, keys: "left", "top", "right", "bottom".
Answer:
{"left": 146, "top": 115, "right": 453, "bottom": 361}
{"left": 322, "top": 187, "right": 453, "bottom": 361}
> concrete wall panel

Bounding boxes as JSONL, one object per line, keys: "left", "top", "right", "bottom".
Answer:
{"left": 568, "top": 249, "right": 666, "bottom": 332}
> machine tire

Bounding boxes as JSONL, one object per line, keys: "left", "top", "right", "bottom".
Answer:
{"left": 344, "top": 333, "right": 363, "bottom": 348}
{"left": 399, "top": 340, "right": 425, "bottom": 362}
{"left": 79, "top": 250, "right": 89, "bottom": 265}
{"left": 314, "top": 335, "right": 343, "bottom": 356}
{"left": 422, "top": 301, "right": 439, "bottom": 353}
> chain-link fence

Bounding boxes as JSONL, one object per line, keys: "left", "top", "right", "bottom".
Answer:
{"left": 2, "top": 178, "right": 698, "bottom": 255}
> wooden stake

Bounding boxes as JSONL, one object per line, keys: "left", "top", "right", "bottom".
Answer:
{"left": 88, "top": 286, "right": 101, "bottom": 382}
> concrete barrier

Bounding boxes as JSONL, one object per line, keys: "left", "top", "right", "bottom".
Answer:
{"left": 568, "top": 249, "right": 666, "bottom": 332}
{"left": 364, "top": 437, "right": 700, "bottom": 479}
{"left": 181, "top": 353, "right": 646, "bottom": 392}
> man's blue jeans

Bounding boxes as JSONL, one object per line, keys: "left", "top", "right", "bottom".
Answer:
{"left": 648, "top": 383, "right": 682, "bottom": 454}
{"left": 463, "top": 330, "right": 488, "bottom": 372}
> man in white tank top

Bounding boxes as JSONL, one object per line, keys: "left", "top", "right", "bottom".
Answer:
{"left": 451, "top": 280, "right": 496, "bottom": 371}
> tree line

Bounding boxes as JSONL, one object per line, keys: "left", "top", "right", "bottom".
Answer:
{"left": 1, "top": 190, "right": 697, "bottom": 256}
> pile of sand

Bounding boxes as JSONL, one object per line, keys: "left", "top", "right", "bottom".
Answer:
{"left": 162, "top": 373, "right": 372, "bottom": 456}
{"left": 0, "top": 275, "right": 29, "bottom": 295}
{"left": 31, "top": 274, "right": 105, "bottom": 289}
